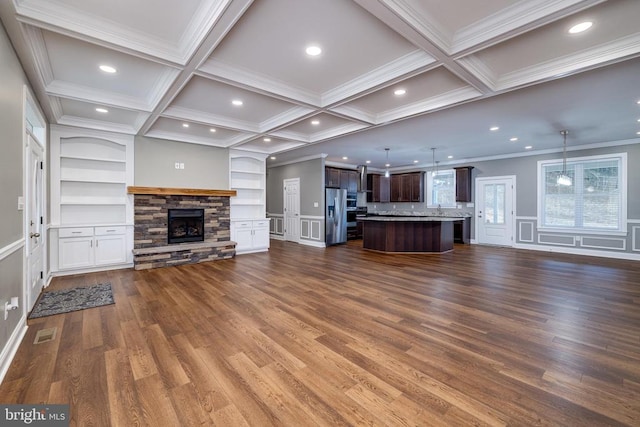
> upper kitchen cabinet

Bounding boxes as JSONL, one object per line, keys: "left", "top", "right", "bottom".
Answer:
{"left": 390, "top": 172, "right": 424, "bottom": 203}
{"left": 326, "top": 167, "right": 358, "bottom": 192}
{"left": 367, "top": 174, "right": 390, "bottom": 203}
{"left": 455, "top": 167, "right": 474, "bottom": 202}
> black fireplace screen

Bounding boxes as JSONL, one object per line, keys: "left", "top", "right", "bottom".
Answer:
{"left": 167, "top": 208, "right": 205, "bottom": 244}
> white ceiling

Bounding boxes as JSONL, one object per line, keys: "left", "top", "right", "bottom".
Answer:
{"left": 1, "top": 0, "right": 639, "bottom": 171}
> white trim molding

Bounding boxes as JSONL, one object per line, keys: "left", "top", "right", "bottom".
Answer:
{"left": 0, "top": 321, "right": 28, "bottom": 384}
{"left": 0, "top": 239, "right": 25, "bottom": 262}
{"left": 515, "top": 242, "right": 640, "bottom": 261}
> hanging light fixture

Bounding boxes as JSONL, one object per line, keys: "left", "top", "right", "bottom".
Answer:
{"left": 557, "top": 130, "right": 572, "bottom": 186}
{"left": 384, "top": 148, "right": 390, "bottom": 178}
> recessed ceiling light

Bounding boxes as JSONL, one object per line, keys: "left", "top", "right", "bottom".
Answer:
{"left": 342, "top": 156, "right": 348, "bottom": 160}
{"left": 99, "top": 64, "right": 117, "bottom": 73}
{"left": 637, "top": 131, "right": 640, "bottom": 135}
{"left": 385, "top": 163, "right": 390, "bottom": 167}
{"left": 182, "top": 123, "right": 189, "bottom": 128}
{"left": 95, "top": 107, "right": 108, "bottom": 113}
{"left": 525, "top": 145, "right": 532, "bottom": 150}
{"left": 263, "top": 138, "right": 271, "bottom": 142}
{"left": 568, "top": 21, "right": 593, "bottom": 34}
{"left": 305, "top": 45, "right": 322, "bottom": 56}
{"left": 232, "top": 99, "right": 243, "bottom": 106}
{"left": 311, "top": 120, "right": 320, "bottom": 125}
{"left": 365, "top": 160, "right": 371, "bottom": 164}
{"left": 510, "top": 137, "right": 518, "bottom": 142}
{"left": 270, "top": 156, "right": 276, "bottom": 160}
{"left": 447, "top": 155, "right": 453, "bottom": 159}
{"left": 394, "top": 89, "right": 406, "bottom": 96}
{"left": 490, "top": 126, "right": 500, "bottom": 131}
{"left": 413, "top": 160, "right": 419, "bottom": 163}
{"left": 210, "top": 128, "right": 216, "bottom": 133}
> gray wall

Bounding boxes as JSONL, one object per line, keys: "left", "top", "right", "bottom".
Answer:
{"left": 134, "top": 136, "right": 229, "bottom": 189}
{"left": 0, "top": 21, "right": 29, "bottom": 364}
{"left": 266, "top": 158, "right": 325, "bottom": 216}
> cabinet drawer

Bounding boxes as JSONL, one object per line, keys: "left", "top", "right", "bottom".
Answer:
{"left": 59, "top": 227, "right": 94, "bottom": 238}
{"left": 234, "top": 221, "right": 253, "bottom": 229}
{"left": 95, "top": 226, "right": 126, "bottom": 236}
{"left": 253, "top": 220, "right": 270, "bottom": 228}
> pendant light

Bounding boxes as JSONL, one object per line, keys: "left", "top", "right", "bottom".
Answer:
{"left": 557, "top": 130, "right": 572, "bottom": 186}
{"left": 384, "top": 148, "right": 390, "bottom": 178}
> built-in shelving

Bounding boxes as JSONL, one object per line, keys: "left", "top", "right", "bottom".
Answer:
{"left": 229, "top": 150, "right": 269, "bottom": 254}
{"left": 50, "top": 125, "right": 134, "bottom": 274}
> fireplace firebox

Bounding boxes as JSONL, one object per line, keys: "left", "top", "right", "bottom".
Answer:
{"left": 167, "top": 208, "right": 205, "bottom": 244}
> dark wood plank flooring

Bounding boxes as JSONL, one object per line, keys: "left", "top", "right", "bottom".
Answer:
{"left": 1, "top": 240, "right": 639, "bottom": 426}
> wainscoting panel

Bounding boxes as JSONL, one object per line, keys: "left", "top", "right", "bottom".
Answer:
{"left": 538, "top": 234, "right": 576, "bottom": 247}
{"left": 268, "top": 214, "right": 284, "bottom": 236}
{"left": 300, "top": 216, "right": 323, "bottom": 242}
{"left": 518, "top": 221, "right": 534, "bottom": 243}
{"left": 632, "top": 226, "right": 640, "bottom": 252}
{"left": 580, "top": 236, "right": 626, "bottom": 251}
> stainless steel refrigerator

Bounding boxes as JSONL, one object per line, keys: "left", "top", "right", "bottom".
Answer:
{"left": 325, "top": 188, "right": 347, "bottom": 245}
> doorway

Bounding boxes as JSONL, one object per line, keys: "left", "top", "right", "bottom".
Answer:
{"left": 283, "top": 178, "right": 300, "bottom": 242}
{"left": 475, "top": 176, "right": 515, "bottom": 246}
{"left": 25, "top": 133, "right": 45, "bottom": 311}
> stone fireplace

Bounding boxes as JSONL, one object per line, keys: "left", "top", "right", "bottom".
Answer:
{"left": 128, "top": 187, "right": 237, "bottom": 270}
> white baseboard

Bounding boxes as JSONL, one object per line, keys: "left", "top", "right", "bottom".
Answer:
{"left": 300, "top": 240, "right": 326, "bottom": 248}
{"left": 514, "top": 243, "right": 640, "bottom": 261}
{"left": 0, "top": 317, "right": 27, "bottom": 384}
{"left": 49, "top": 263, "right": 133, "bottom": 277}
{"left": 269, "top": 234, "right": 285, "bottom": 241}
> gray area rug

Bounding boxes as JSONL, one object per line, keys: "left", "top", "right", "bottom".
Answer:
{"left": 28, "top": 283, "right": 115, "bottom": 319}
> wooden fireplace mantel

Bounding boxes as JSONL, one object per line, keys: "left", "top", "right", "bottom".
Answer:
{"left": 127, "top": 186, "right": 237, "bottom": 197}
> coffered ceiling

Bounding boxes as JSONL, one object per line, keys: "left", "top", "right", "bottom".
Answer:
{"left": 1, "top": 0, "right": 639, "bottom": 170}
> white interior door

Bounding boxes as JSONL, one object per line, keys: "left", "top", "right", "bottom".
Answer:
{"left": 283, "top": 178, "right": 300, "bottom": 242}
{"left": 26, "top": 135, "right": 45, "bottom": 310}
{"left": 476, "top": 176, "right": 515, "bottom": 246}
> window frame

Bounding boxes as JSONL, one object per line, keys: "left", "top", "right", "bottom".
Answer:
{"left": 537, "top": 152, "right": 627, "bottom": 235}
{"left": 426, "top": 168, "right": 457, "bottom": 208}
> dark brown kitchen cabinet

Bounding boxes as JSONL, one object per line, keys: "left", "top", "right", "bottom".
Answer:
{"left": 326, "top": 167, "right": 341, "bottom": 187}
{"left": 326, "top": 167, "right": 359, "bottom": 192}
{"left": 455, "top": 166, "right": 474, "bottom": 202}
{"left": 366, "top": 174, "right": 390, "bottom": 203}
{"left": 390, "top": 172, "right": 424, "bottom": 202}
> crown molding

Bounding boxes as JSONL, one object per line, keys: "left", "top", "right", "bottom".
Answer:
{"left": 259, "top": 106, "right": 316, "bottom": 133}
{"left": 146, "top": 68, "right": 182, "bottom": 110}
{"left": 198, "top": 60, "right": 321, "bottom": 106}
{"left": 456, "top": 55, "right": 498, "bottom": 90}
{"left": 451, "top": 0, "right": 604, "bottom": 54}
{"left": 269, "top": 129, "right": 312, "bottom": 143}
{"left": 321, "top": 50, "right": 435, "bottom": 107}
{"left": 57, "top": 115, "right": 137, "bottom": 135}
{"left": 379, "top": 0, "right": 452, "bottom": 54}
{"left": 495, "top": 33, "right": 640, "bottom": 91}
{"left": 309, "top": 122, "right": 370, "bottom": 142}
{"left": 175, "top": 0, "right": 232, "bottom": 63}
{"left": 268, "top": 153, "right": 328, "bottom": 168}
{"left": 144, "top": 129, "right": 240, "bottom": 148}
{"left": 48, "top": 95, "right": 63, "bottom": 123}
{"left": 46, "top": 80, "right": 152, "bottom": 111}
{"left": 376, "top": 86, "right": 482, "bottom": 124}
{"left": 162, "top": 105, "right": 260, "bottom": 133}
{"left": 21, "top": 25, "right": 54, "bottom": 85}
{"left": 327, "top": 105, "right": 377, "bottom": 125}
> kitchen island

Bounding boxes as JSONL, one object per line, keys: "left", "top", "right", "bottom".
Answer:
{"left": 360, "top": 216, "right": 464, "bottom": 253}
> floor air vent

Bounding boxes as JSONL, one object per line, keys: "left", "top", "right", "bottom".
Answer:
{"left": 33, "top": 327, "right": 57, "bottom": 344}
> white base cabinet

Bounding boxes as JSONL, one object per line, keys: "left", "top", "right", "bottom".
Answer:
{"left": 56, "top": 226, "right": 130, "bottom": 271}
{"left": 231, "top": 219, "right": 270, "bottom": 254}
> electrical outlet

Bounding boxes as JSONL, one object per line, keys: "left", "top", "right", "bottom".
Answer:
{"left": 313, "top": 202, "right": 319, "bottom": 208}
{"left": 174, "top": 162, "right": 180, "bottom": 169}
{"left": 179, "top": 163, "right": 184, "bottom": 169}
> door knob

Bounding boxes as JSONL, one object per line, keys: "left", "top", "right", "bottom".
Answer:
{"left": 30, "top": 232, "right": 40, "bottom": 238}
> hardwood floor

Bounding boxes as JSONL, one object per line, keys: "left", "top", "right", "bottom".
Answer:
{"left": 1, "top": 240, "right": 639, "bottom": 426}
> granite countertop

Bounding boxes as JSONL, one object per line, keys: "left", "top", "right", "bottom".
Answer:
{"left": 359, "top": 216, "right": 464, "bottom": 222}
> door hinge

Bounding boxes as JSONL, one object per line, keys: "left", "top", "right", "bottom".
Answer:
{"left": 40, "top": 271, "right": 43, "bottom": 279}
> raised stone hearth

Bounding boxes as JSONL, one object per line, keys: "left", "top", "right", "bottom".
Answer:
{"left": 128, "top": 187, "right": 237, "bottom": 270}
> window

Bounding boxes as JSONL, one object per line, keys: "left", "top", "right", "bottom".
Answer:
{"left": 426, "top": 169, "right": 456, "bottom": 208}
{"left": 538, "top": 153, "right": 626, "bottom": 233}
